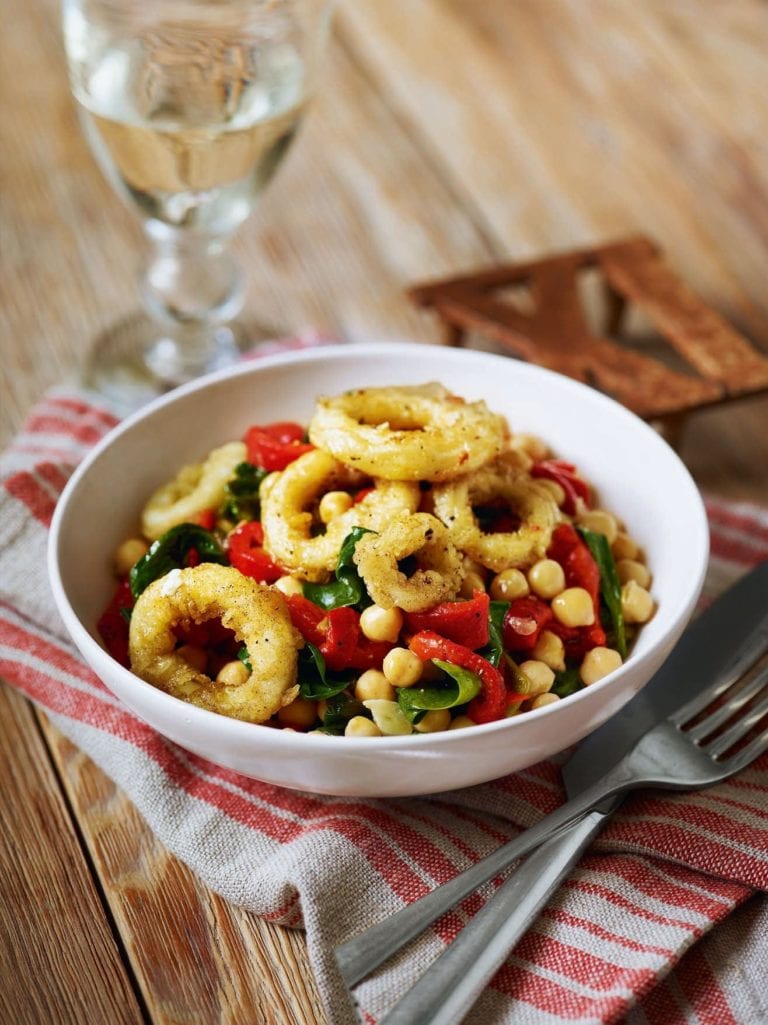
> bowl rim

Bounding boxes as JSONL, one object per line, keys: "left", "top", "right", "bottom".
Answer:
{"left": 47, "top": 341, "right": 710, "bottom": 752}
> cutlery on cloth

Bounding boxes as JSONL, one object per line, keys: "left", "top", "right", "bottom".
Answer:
{"left": 336, "top": 561, "right": 768, "bottom": 1015}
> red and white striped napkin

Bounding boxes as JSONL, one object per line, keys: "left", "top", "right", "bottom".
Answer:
{"left": 2, "top": 338, "right": 767, "bottom": 1025}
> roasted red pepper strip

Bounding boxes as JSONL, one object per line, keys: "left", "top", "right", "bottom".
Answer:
{"left": 547, "top": 523, "right": 605, "bottom": 657}
{"left": 244, "top": 421, "right": 314, "bottom": 471}
{"left": 502, "top": 596, "right": 553, "bottom": 654}
{"left": 96, "top": 579, "right": 134, "bottom": 667}
{"left": 228, "top": 521, "right": 284, "bottom": 583}
{"left": 548, "top": 523, "right": 600, "bottom": 609}
{"left": 190, "top": 507, "right": 216, "bottom": 530}
{"left": 404, "top": 591, "right": 490, "bottom": 651}
{"left": 408, "top": 630, "right": 508, "bottom": 724}
{"left": 531, "top": 459, "right": 590, "bottom": 515}
{"left": 286, "top": 595, "right": 392, "bottom": 671}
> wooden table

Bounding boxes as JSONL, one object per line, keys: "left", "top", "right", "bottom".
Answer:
{"left": 2, "top": 2, "right": 768, "bottom": 1022}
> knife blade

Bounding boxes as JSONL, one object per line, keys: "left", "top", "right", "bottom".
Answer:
{"left": 336, "top": 560, "right": 768, "bottom": 990}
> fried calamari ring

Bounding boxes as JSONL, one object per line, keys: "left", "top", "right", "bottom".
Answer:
{"left": 433, "top": 462, "right": 561, "bottom": 572}
{"left": 260, "top": 449, "right": 420, "bottom": 582}
{"left": 141, "top": 441, "right": 246, "bottom": 541}
{"left": 129, "top": 563, "right": 302, "bottom": 723}
{"left": 308, "top": 384, "right": 507, "bottom": 482}
{"left": 352, "top": 512, "right": 464, "bottom": 612}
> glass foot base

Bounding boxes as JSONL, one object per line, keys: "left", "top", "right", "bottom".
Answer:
{"left": 81, "top": 313, "right": 274, "bottom": 417}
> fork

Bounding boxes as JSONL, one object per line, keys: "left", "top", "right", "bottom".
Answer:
{"left": 336, "top": 630, "right": 768, "bottom": 1024}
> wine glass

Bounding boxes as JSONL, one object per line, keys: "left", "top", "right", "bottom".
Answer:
{"left": 62, "top": 0, "right": 332, "bottom": 411}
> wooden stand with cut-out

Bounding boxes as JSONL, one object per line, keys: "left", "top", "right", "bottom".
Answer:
{"left": 409, "top": 236, "right": 768, "bottom": 444}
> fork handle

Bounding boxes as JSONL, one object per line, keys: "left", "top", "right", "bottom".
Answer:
{"left": 378, "top": 806, "right": 614, "bottom": 1025}
{"left": 335, "top": 772, "right": 627, "bottom": 988}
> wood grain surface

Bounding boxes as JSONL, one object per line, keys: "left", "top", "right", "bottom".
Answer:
{"left": 2, "top": 1, "right": 768, "bottom": 1023}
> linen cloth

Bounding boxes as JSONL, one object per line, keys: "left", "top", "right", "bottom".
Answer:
{"left": 1, "top": 336, "right": 767, "bottom": 1025}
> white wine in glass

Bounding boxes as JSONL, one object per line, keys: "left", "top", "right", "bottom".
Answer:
{"left": 62, "top": 0, "right": 331, "bottom": 410}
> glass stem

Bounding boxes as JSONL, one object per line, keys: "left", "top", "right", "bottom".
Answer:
{"left": 139, "top": 225, "right": 246, "bottom": 381}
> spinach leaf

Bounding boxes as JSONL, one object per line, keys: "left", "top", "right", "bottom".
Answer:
{"left": 297, "top": 643, "right": 352, "bottom": 700}
{"left": 397, "top": 659, "right": 482, "bottom": 723}
{"left": 317, "top": 693, "right": 367, "bottom": 735}
{"left": 220, "top": 462, "right": 268, "bottom": 523}
{"left": 577, "top": 526, "right": 627, "bottom": 657}
{"left": 302, "top": 526, "right": 375, "bottom": 610}
{"left": 482, "top": 600, "right": 510, "bottom": 668}
{"left": 552, "top": 667, "right": 583, "bottom": 698}
{"left": 129, "top": 523, "right": 227, "bottom": 598}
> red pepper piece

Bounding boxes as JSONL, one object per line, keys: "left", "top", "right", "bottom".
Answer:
{"left": 286, "top": 595, "right": 392, "bottom": 671}
{"left": 408, "top": 630, "right": 508, "bottom": 724}
{"left": 96, "top": 579, "right": 134, "bottom": 667}
{"left": 404, "top": 591, "right": 490, "bottom": 650}
{"left": 502, "top": 596, "right": 553, "bottom": 654}
{"left": 244, "top": 421, "right": 314, "bottom": 471}
{"left": 286, "top": 593, "right": 326, "bottom": 645}
{"left": 228, "top": 521, "right": 284, "bottom": 583}
{"left": 547, "top": 523, "right": 604, "bottom": 657}
{"left": 190, "top": 508, "right": 216, "bottom": 530}
{"left": 550, "top": 621, "right": 607, "bottom": 660}
{"left": 531, "top": 459, "right": 590, "bottom": 515}
{"left": 548, "top": 523, "right": 600, "bottom": 609}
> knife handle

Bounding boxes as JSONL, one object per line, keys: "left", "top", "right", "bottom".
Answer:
{"left": 378, "top": 806, "right": 613, "bottom": 1025}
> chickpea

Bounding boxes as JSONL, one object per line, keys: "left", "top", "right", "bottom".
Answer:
{"left": 414, "top": 709, "right": 452, "bottom": 733}
{"left": 345, "top": 716, "right": 382, "bottom": 737}
{"left": 354, "top": 669, "right": 396, "bottom": 702}
{"left": 114, "top": 537, "right": 149, "bottom": 577}
{"left": 460, "top": 570, "right": 487, "bottom": 599}
{"left": 177, "top": 645, "right": 207, "bottom": 673}
{"left": 577, "top": 509, "right": 619, "bottom": 544}
{"left": 489, "top": 568, "right": 529, "bottom": 601}
{"left": 318, "top": 490, "right": 353, "bottom": 523}
{"left": 273, "top": 574, "right": 304, "bottom": 597}
{"left": 580, "top": 646, "right": 623, "bottom": 685}
{"left": 382, "top": 647, "right": 423, "bottom": 687}
{"left": 448, "top": 715, "right": 476, "bottom": 730}
{"left": 621, "top": 580, "right": 655, "bottom": 624}
{"left": 277, "top": 696, "right": 318, "bottom": 729}
{"left": 359, "top": 604, "right": 404, "bottom": 643}
{"left": 528, "top": 559, "right": 566, "bottom": 599}
{"left": 519, "top": 659, "right": 556, "bottom": 695}
{"left": 612, "top": 531, "right": 640, "bottom": 561}
{"left": 616, "top": 558, "right": 651, "bottom": 588}
{"left": 215, "top": 660, "right": 250, "bottom": 688}
{"left": 530, "top": 692, "right": 561, "bottom": 710}
{"left": 532, "top": 629, "right": 566, "bottom": 671}
{"left": 552, "top": 587, "right": 595, "bottom": 627}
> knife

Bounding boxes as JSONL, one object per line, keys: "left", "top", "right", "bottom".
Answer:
{"left": 336, "top": 561, "right": 768, "bottom": 997}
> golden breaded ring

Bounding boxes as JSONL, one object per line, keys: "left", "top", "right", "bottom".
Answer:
{"left": 352, "top": 512, "right": 464, "bottom": 612}
{"left": 260, "top": 449, "right": 420, "bottom": 582}
{"left": 432, "top": 462, "right": 561, "bottom": 572}
{"left": 129, "top": 563, "right": 302, "bottom": 723}
{"left": 141, "top": 441, "right": 246, "bottom": 540}
{"left": 307, "top": 384, "right": 507, "bottom": 482}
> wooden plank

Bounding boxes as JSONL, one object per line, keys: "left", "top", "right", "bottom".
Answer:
{"left": 40, "top": 722, "right": 329, "bottom": 1025}
{"left": 0, "top": 687, "right": 144, "bottom": 1025}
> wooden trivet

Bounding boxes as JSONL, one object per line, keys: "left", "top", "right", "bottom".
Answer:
{"left": 409, "top": 236, "right": 768, "bottom": 436}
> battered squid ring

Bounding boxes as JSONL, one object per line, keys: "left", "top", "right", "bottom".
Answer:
{"left": 307, "top": 384, "right": 507, "bottom": 482}
{"left": 432, "top": 462, "right": 561, "bottom": 573}
{"left": 260, "top": 448, "right": 420, "bottom": 582}
{"left": 128, "top": 563, "right": 302, "bottom": 723}
{"left": 352, "top": 512, "right": 464, "bottom": 612}
{"left": 141, "top": 441, "right": 246, "bottom": 541}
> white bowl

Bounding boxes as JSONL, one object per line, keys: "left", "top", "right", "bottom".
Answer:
{"left": 48, "top": 342, "right": 709, "bottom": 797}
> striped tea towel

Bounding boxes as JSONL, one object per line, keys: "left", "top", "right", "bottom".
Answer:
{"left": 1, "top": 337, "right": 767, "bottom": 1025}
